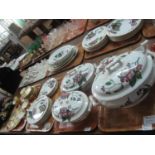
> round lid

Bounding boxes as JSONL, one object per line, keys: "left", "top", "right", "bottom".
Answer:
{"left": 61, "top": 63, "right": 95, "bottom": 92}
{"left": 82, "top": 26, "right": 107, "bottom": 48}
{"left": 27, "top": 95, "right": 51, "bottom": 124}
{"left": 52, "top": 91, "right": 89, "bottom": 123}
{"left": 92, "top": 48, "right": 153, "bottom": 101}
{"left": 107, "top": 19, "right": 142, "bottom": 37}
{"left": 48, "top": 45, "right": 77, "bottom": 65}
{"left": 39, "top": 78, "right": 58, "bottom": 96}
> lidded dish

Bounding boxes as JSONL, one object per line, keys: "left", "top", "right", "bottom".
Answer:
{"left": 39, "top": 78, "right": 58, "bottom": 97}
{"left": 82, "top": 26, "right": 108, "bottom": 52}
{"left": 47, "top": 45, "right": 78, "bottom": 72}
{"left": 51, "top": 91, "right": 92, "bottom": 123}
{"left": 60, "top": 63, "right": 95, "bottom": 92}
{"left": 92, "top": 46, "right": 155, "bottom": 108}
{"left": 27, "top": 95, "right": 52, "bottom": 125}
{"left": 106, "top": 19, "right": 143, "bottom": 42}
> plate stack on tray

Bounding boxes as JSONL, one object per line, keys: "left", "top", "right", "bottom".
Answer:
{"left": 82, "top": 26, "right": 108, "bottom": 52}
{"left": 106, "top": 19, "right": 143, "bottom": 42}
{"left": 26, "top": 95, "right": 52, "bottom": 126}
{"left": 48, "top": 45, "right": 78, "bottom": 73}
{"left": 60, "top": 63, "right": 96, "bottom": 92}
{"left": 51, "top": 91, "right": 92, "bottom": 123}
{"left": 39, "top": 78, "right": 58, "bottom": 97}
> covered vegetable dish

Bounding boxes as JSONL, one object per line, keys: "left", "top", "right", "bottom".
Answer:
{"left": 92, "top": 46, "right": 155, "bottom": 108}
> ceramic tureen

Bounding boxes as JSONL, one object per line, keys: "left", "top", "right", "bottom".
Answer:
{"left": 60, "top": 63, "right": 95, "bottom": 92}
{"left": 92, "top": 46, "right": 155, "bottom": 108}
{"left": 27, "top": 95, "right": 52, "bottom": 125}
{"left": 106, "top": 19, "right": 143, "bottom": 42}
{"left": 51, "top": 91, "right": 92, "bottom": 123}
{"left": 82, "top": 26, "right": 108, "bottom": 52}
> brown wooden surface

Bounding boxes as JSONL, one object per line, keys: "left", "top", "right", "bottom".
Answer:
{"left": 142, "top": 21, "right": 155, "bottom": 38}
{"left": 53, "top": 106, "right": 98, "bottom": 134}
{"left": 26, "top": 117, "right": 54, "bottom": 133}
{"left": 86, "top": 19, "right": 111, "bottom": 31}
{"left": 84, "top": 33, "right": 142, "bottom": 60}
{"left": 98, "top": 85, "right": 155, "bottom": 132}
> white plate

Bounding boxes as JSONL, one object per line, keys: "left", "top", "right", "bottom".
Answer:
{"left": 39, "top": 78, "right": 58, "bottom": 96}
{"left": 107, "top": 19, "right": 143, "bottom": 42}
{"left": 82, "top": 26, "right": 108, "bottom": 51}
{"left": 27, "top": 96, "right": 52, "bottom": 125}
{"left": 48, "top": 45, "right": 77, "bottom": 66}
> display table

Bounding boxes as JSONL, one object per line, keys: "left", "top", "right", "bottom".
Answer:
{"left": 1, "top": 19, "right": 155, "bottom": 134}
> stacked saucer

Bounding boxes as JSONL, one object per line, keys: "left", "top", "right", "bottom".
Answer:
{"left": 51, "top": 91, "right": 92, "bottom": 123}
{"left": 27, "top": 95, "right": 52, "bottom": 125}
{"left": 39, "top": 78, "right": 58, "bottom": 97}
{"left": 60, "top": 63, "right": 96, "bottom": 92}
{"left": 48, "top": 45, "right": 78, "bottom": 72}
{"left": 82, "top": 26, "right": 108, "bottom": 52}
{"left": 106, "top": 19, "right": 143, "bottom": 42}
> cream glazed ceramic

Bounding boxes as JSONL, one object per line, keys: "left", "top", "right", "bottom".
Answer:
{"left": 27, "top": 95, "right": 52, "bottom": 125}
{"left": 51, "top": 91, "right": 92, "bottom": 123}
{"left": 92, "top": 46, "right": 155, "bottom": 108}
{"left": 107, "top": 19, "right": 143, "bottom": 42}
{"left": 82, "top": 26, "right": 108, "bottom": 52}
{"left": 48, "top": 45, "right": 78, "bottom": 66}
{"left": 61, "top": 63, "right": 96, "bottom": 92}
{"left": 39, "top": 78, "right": 58, "bottom": 96}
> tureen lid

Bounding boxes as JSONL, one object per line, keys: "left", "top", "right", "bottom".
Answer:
{"left": 107, "top": 19, "right": 142, "bottom": 37}
{"left": 39, "top": 78, "right": 58, "bottom": 96}
{"left": 48, "top": 45, "right": 77, "bottom": 65}
{"left": 92, "top": 47, "right": 153, "bottom": 101}
{"left": 52, "top": 91, "right": 89, "bottom": 122}
{"left": 82, "top": 26, "right": 107, "bottom": 48}
{"left": 61, "top": 63, "right": 95, "bottom": 92}
{"left": 27, "top": 95, "right": 51, "bottom": 124}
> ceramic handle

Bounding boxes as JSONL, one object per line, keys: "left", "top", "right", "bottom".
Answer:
{"left": 106, "top": 59, "right": 122, "bottom": 73}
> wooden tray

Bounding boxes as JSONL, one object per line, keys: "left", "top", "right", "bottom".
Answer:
{"left": 53, "top": 106, "right": 98, "bottom": 134}
{"left": 98, "top": 85, "right": 155, "bottom": 132}
{"left": 84, "top": 33, "right": 142, "bottom": 60}
{"left": 86, "top": 19, "right": 111, "bottom": 31}
{"left": 26, "top": 117, "right": 54, "bottom": 133}
{"left": 142, "top": 20, "right": 155, "bottom": 38}
{"left": 12, "top": 119, "right": 27, "bottom": 132}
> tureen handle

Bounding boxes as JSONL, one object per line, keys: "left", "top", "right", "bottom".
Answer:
{"left": 106, "top": 58, "right": 122, "bottom": 74}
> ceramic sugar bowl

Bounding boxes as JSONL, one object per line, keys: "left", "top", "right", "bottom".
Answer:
{"left": 51, "top": 91, "right": 92, "bottom": 123}
{"left": 92, "top": 46, "right": 155, "bottom": 108}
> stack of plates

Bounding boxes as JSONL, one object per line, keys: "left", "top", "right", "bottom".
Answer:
{"left": 60, "top": 63, "right": 96, "bottom": 92}
{"left": 51, "top": 91, "right": 92, "bottom": 123}
{"left": 48, "top": 45, "right": 78, "bottom": 72}
{"left": 27, "top": 95, "right": 52, "bottom": 125}
{"left": 39, "top": 78, "right": 58, "bottom": 97}
{"left": 106, "top": 19, "right": 143, "bottom": 42}
{"left": 82, "top": 26, "right": 108, "bottom": 52}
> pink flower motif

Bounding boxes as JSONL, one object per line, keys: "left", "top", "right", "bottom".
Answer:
{"left": 136, "top": 64, "right": 142, "bottom": 71}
